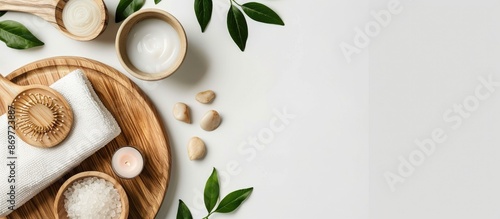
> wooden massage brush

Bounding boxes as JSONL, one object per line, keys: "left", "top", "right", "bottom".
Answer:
{"left": 0, "top": 74, "right": 73, "bottom": 148}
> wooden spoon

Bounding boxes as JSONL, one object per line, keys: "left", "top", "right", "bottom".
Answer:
{"left": 0, "top": 0, "right": 108, "bottom": 41}
{"left": 0, "top": 74, "right": 73, "bottom": 148}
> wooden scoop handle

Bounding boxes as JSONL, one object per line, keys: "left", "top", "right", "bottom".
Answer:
{"left": 0, "top": 74, "right": 22, "bottom": 108}
{"left": 0, "top": 0, "right": 59, "bottom": 24}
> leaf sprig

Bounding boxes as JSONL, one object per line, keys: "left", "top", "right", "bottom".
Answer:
{"left": 177, "top": 168, "right": 254, "bottom": 219}
{"left": 115, "top": 0, "right": 284, "bottom": 51}
{"left": 196, "top": 0, "right": 284, "bottom": 51}
{"left": 0, "top": 20, "right": 44, "bottom": 49}
{"left": 0, "top": 12, "right": 44, "bottom": 50}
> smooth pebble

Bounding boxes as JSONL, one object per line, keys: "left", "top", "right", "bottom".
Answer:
{"left": 173, "top": 102, "right": 191, "bottom": 123}
{"left": 195, "top": 90, "right": 216, "bottom": 104}
{"left": 187, "top": 137, "right": 206, "bottom": 160}
{"left": 200, "top": 110, "right": 221, "bottom": 131}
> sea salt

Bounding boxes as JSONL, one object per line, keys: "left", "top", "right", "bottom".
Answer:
{"left": 64, "top": 177, "right": 122, "bottom": 219}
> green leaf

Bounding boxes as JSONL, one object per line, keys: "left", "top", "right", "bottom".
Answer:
{"left": 204, "top": 168, "right": 220, "bottom": 213}
{"left": 242, "top": 2, "right": 284, "bottom": 26}
{"left": 214, "top": 187, "right": 253, "bottom": 213}
{"left": 227, "top": 4, "right": 248, "bottom": 51}
{"left": 115, "top": 0, "right": 145, "bottom": 23}
{"left": 194, "top": 0, "right": 213, "bottom": 32}
{"left": 155, "top": 0, "right": 162, "bottom": 4}
{"left": 176, "top": 200, "right": 193, "bottom": 219}
{"left": 0, "top": 11, "right": 6, "bottom": 17}
{"left": 0, "top": 20, "right": 44, "bottom": 49}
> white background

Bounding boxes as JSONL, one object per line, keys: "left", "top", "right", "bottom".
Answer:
{"left": 2, "top": 0, "right": 498, "bottom": 218}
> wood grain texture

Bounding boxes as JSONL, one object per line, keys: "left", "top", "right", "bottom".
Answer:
{"left": 0, "top": 0, "right": 58, "bottom": 23}
{"left": 0, "top": 57, "right": 171, "bottom": 219}
{"left": 54, "top": 171, "right": 129, "bottom": 219}
{"left": 0, "top": 75, "right": 22, "bottom": 109}
{"left": 0, "top": 0, "right": 108, "bottom": 41}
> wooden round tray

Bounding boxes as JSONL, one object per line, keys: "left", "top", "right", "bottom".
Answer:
{"left": 0, "top": 57, "right": 171, "bottom": 219}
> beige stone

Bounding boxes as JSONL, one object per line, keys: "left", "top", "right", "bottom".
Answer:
{"left": 173, "top": 102, "right": 191, "bottom": 123}
{"left": 188, "top": 137, "right": 206, "bottom": 160}
{"left": 200, "top": 110, "right": 221, "bottom": 131}
{"left": 196, "top": 90, "right": 216, "bottom": 104}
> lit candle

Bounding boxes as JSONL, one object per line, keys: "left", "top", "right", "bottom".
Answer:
{"left": 112, "top": 146, "right": 144, "bottom": 179}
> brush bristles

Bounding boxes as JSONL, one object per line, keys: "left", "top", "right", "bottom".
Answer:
{"left": 13, "top": 92, "right": 67, "bottom": 143}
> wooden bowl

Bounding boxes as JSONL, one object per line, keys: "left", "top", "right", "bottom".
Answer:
{"left": 0, "top": 0, "right": 108, "bottom": 41}
{"left": 57, "top": 0, "right": 109, "bottom": 41}
{"left": 53, "top": 171, "right": 129, "bottom": 219}
{"left": 115, "top": 9, "right": 187, "bottom": 81}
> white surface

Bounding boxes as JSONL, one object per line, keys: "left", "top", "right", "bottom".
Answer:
{"left": 3, "top": 0, "right": 498, "bottom": 218}
{"left": 370, "top": 0, "right": 500, "bottom": 218}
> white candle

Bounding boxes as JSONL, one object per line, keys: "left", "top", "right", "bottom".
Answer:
{"left": 112, "top": 146, "right": 144, "bottom": 179}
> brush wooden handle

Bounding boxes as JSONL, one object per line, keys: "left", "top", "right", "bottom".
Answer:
{"left": 0, "top": 0, "right": 59, "bottom": 24}
{"left": 0, "top": 75, "right": 22, "bottom": 108}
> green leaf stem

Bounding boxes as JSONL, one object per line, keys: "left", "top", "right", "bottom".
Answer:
{"left": 177, "top": 168, "right": 254, "bottom": 218}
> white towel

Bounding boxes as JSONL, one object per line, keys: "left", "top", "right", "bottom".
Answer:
{"left": 0, "top": 69, "right": 121, "bottom": 217}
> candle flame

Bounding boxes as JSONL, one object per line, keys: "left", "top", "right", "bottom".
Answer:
{"left": 125, "top": 161, "right": 130, "bottom": 166}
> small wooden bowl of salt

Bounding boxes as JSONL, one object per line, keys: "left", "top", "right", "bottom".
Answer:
{"left": 54, "top": 171, "right": 129, "bottom": 219}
